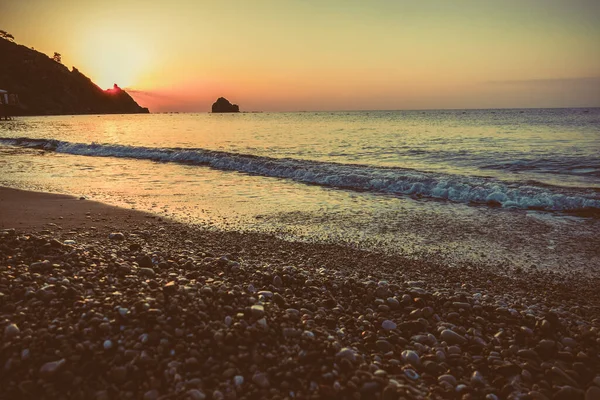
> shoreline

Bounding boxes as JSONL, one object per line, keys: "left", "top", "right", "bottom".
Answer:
{"left": 1, "top": 187, "right": 599, "bottom": 399}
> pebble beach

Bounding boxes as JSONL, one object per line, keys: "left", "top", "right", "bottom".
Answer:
{"left": 1, "top": 187, "right": 599, "bottom": 400}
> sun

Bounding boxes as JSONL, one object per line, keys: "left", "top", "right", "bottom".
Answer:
{"left": 79, "top": 28, "right": 151, "bottom": 90}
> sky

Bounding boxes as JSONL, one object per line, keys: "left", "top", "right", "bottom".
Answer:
{"left": 1, "top": 0, "right": 599, "bottom": 112}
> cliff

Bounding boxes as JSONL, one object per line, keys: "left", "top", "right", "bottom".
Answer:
{"left": 0, "top": 38, "right": 149, "bottom": 115}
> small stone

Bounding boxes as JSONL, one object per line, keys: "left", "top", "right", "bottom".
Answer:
{"left": 586, "top": 386, "right": 600, "bottom": 400}
{"left": 336, "top": 348, "right": 357, "bottom": 362}
{"left": 163, "top": 281, "right": 177, "bottom": 294}
{"left": 64, "top": 239, "right": 76, "bottom": 245}
{"left": 139, "top": 267, "right": 155, "bottom": 278}
{"left": 40, "top": 359, "right": 66, "bottom": 378}
{"left": 273, "top": 275, "right": 283, "bottom": 287}
{"left": 404, "top": 369, "right": 419, "bottom": 380}
{"left": 382, "top": 320, "right": 397, "bottom": 330}
{"left": 256, "top": 318, "right": 268, "bottom": 329}
{"left": 143, "top": 390, "right": 159, "bottom": 400}
{"left": 251, "top": 304, "right": 265, "bottom": 318}
{"left": 471, "top": 371, "right": 485, "bottom": 386}
{"left": 376, "top": 340, "right": 393, "bottom": 353}
{"left": 110, "top": 366, "right": 128, "bottom": 383}
{"left": 438, "top": 374, "right": 457, "bottom": 386}
{"left": 103, "top": 340, "right": 113, "bottom": 350}
{"left": 440, "top": 329, "right": 467, "bottom": 345}
{"left": 401, "top": 350, "right": 420, "bottom": 367}
{"left": 109, "top": 232, "right": 125, "bottom": 240}
{"left": 138, "top": 255, "right": 153, "bottom": 268}
{"left": 233, "top": 375, "right": 244, "bottom": 386}
{"left": 252, "top": 372, "right": 270, "bottom": 388}
{"left": 4, "top": 323, "right": 20, "bottom": 340}
{"left": 186, "top": 389, "right": 206, "bottom": 400}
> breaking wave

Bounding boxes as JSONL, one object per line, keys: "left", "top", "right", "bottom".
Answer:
{"left": 2, "top": 137, "right": 599, "bottom": 213}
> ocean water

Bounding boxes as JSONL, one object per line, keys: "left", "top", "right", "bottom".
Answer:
{"left": 1, "top": 109, "right": 599, "bottom": 272}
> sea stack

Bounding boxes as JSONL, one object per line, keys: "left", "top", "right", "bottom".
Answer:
{"left": 212, "top": 97, "right": 239, "bottom": 113}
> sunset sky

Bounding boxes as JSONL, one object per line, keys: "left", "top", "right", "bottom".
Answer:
{"left": 2, "top": 0, "right": 599, "bottom": 112}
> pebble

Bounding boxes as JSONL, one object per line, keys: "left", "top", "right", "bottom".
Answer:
{"left": 109, "top": 232, "right": 125, "bottom": 240}
{"left": 401, "top": 350, "right": 420, "bottom": 367}
{"left": 186, "top": 389, "right": 206, "bottom": 400}
{"left": 438, "top": 374, "right": 457, "bottom": 386}
{"left": 4, "top": 323, "right": 20, "bottom": 340}
{"left": 273, "top": 275, "right": 283, "bottom": 287}
{"left": 440, "top": 329, "right": 467, "bottom": 345}
{"left": 382, "top": 320, "right": 397, "bottom": 330}
{"left": 404, "top": 369, "right": 419, "bottom": 380}
{"left": 336, "top": 348, "right": 357, "bottom": 362}
{"left": 40, "top": 359, "right": 66, "bottom": 378}
{"left": 586, "top": 386, "right": 600, "bottom": 400}
{"left": 376, "top": 340, "right": 393, "bottom": 353}
{"left": 252, "top": 372, "right": 270, "bottom": 388}
{"left": 233, "top": 375, "right": 244, "bottom": 386}
{"left": 143, "top": 390, "right": 159, "bottom": 400}
{"left": 251, "top": 304, "right": 265, "bottom": 318}
{"left": 139, "top": 267, "right": 155, "bottom": 278}
{"left": 103, "top": 340, "right": 113, "bottom": 350}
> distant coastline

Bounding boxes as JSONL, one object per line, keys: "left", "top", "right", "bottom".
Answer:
{"left": 0, "top": 37, "right": 149, "bottom": 116}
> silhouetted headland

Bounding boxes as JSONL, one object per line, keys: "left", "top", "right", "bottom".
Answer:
{"left": 212, "top": 97, "right": 239, "bottom": 113}
{"left": 0, "top": 36, "right": 149, "bottom": 115}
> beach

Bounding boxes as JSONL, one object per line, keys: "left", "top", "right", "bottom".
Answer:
{"left": 1, "top": 187, "right": 599, "bottom": 399}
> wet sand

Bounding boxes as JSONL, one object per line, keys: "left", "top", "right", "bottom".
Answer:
{"left": 1, "top": 187, "right": 599, "bottom": 399}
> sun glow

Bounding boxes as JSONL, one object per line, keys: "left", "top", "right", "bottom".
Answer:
{"left": 77, "top": 27, "right": 152, "bottom": 90}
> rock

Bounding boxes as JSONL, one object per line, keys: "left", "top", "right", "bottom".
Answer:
{"left": 137, "top": 255, "right": 153, "bottom": 268}
{"left": 252, "top": 372, "right": 270, "bottom": 388}
{"left": 404, "top": 369, "right": 419, "bottom": 380}
{"left": 109, "top": 232, "right": 125, "bottom": 240}
{"left": 187, "top": 389, "right": 206, "bottom": 400}
{"left": 139, "top": 267, "right": 155, "bottom": 278}
{"left": 440, "top": 329, "right": 467, "bottom": 345}
{"left": 251, "top": 304, "right": 265, "bottom": 318}
{"left": 110, "top": 366, "right": 128, "bottom": 383}
{"left": 4, "top": 323, "right": 20, "bottom": 339}
{"left": 382, "top": 320, "right": 397, "bottom": 330}
{"left": 233, "top": 375, "right": 244, "bottom": 386}
{"left": 212, "top": 97, "right": 240, "bottom": 113}
{"left": 143, "top": 390, "right": 160, "bottom": 400}
{"left": 30, "top": 260, "right": 51, "bottom": 273}
{"left": 401, "top": 350, "right": 420, "bottom": 367}
{"left": 40, "top": 359, "right": 66, "bottom": 378}
{"left": 471, "top": 371, "right": 485, "bottom": 386}
{"left": 103, "top": 340, "right": 113, "bottom": 350}
{"left": 336, "top": 348, "right": 357, "bottom": 362}
{"left": 273, "top": 292, "right": 286, "bottom": 307}
{"left": 438, "top": 374, "right": 457, "bottom": 386}
{"left": 586, "top": 386, "right": 600, "bottom": 400}
{"left": 376, "top": 340, "right": 393, "bottom": 353}
{"left": 273, "top": 275, "right": 283, "bottom": 287}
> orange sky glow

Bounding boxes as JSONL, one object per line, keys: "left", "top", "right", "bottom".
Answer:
{"left": 2, "top": 0, "right": 599, "bottom": 112}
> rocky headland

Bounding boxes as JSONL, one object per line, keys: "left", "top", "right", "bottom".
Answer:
{"left": 0, "top": 187, "right": 599, "bottom": 400}
{"left": 0, "top": 38, "right": 149, "bottom": 115}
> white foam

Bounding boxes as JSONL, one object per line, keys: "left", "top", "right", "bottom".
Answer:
{"left": 2, "top": 137, "right": 599, "bottom": 213}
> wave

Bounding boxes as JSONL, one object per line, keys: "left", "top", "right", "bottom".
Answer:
{"left": 2, "top": 137, "right": 600, "bottom": 213}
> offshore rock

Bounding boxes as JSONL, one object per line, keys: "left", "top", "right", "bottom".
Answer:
{"left": 212, "top": 97, "right": 240, "bottom": 113}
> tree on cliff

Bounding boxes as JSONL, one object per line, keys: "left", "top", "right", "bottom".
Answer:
{"left": 52, "top": 52, "right": 62, "bottom": 63}
{"left": 0, "top": 30, "right": 15, "bottom": 42}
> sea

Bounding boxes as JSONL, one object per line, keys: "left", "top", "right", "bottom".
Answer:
{"left": 1, "top": 108, "right": 599, "bottom": 274}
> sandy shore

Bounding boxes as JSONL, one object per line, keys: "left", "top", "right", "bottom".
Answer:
{"left": 0, "top": 187, "right": 599, "bottom": 399}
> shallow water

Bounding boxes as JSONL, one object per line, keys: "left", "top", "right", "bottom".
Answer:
{"left": 1, "top": 109, "right": 599, "bottom": 273}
